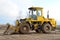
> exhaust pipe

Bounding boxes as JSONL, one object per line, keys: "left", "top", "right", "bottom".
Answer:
{"left": 47, "top": 10, "right": 49, "bottom": 18}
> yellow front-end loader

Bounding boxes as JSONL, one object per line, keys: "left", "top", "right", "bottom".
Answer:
{"left": 4, "top": 7, "right": 56, "bottom": 35}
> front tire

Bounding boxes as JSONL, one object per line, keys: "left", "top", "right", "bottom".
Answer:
{"left": 19, "top": 23, "right": 30, "bottom": 34}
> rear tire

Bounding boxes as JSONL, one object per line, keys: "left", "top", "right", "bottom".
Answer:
{"left": 19, "top": 23, "right": 30, "bottom": 34}
{"left": 42, "top": 23, "right": 52, "bottom": 33}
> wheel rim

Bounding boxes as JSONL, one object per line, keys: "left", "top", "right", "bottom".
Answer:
{"left": 23, "top": 27, "right": 27, "bottom": 31}
{"left": 44, "top": 26, "right": 50, "bottom": 32}
{"left": 46, "top": 26, "right": 49, "bottom": 30}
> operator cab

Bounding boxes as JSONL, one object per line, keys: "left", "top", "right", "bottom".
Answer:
{"left": 28, "top": 7, "right": 43, "bottom": 20}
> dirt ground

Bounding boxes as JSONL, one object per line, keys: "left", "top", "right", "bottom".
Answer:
{"left": 0, "top": 25, "right": 60, "bottom": 40}
{"left": 0, "top": 30, "right": 60, "bottom": 40}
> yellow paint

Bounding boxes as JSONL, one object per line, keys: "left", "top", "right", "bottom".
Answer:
{"left": 8, "top": 6, "right": 56, "bottom": 33}
{"left": 28, "top": 6, "right": 56, "bottom": 29}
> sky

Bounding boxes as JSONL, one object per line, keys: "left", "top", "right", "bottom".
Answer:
{"left": 0, "top": 0, "right": 60, "bottom": 25}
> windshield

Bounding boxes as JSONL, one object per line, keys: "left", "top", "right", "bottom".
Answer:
{"left": 29, "top": 10, "right": 32, "bottom": 17}
{"left": 29, "top": 10, "right": 37, "bottom": 20}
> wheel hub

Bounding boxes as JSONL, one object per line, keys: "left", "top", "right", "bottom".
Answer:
{"left": 23, "top": 27, "right": 27, "bottom": 31}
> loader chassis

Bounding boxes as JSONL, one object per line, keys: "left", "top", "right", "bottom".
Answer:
{"left": 4, "top": 7, "right": 56, "bottom": 34}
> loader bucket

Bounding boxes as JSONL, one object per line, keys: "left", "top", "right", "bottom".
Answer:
{"left": 3, "top": 24, "right": 15, "bottom": 35}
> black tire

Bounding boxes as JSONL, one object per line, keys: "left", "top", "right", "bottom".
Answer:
{"left": 19, "top": 23, "right": 30, "bottom": 34}
{"left": 35, "top": 29, "right": 41, "bottom": 33}
{"left": 42, "top": 23, "right": 52, "bottom": 33}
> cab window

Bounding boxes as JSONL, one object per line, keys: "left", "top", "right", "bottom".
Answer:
{"left": 37, "top": 10, "right": 41, "bottom": 16}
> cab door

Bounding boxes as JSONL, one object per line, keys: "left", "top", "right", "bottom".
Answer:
{"left": 37, "top": 10, "right": 44, "bottom": 21}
